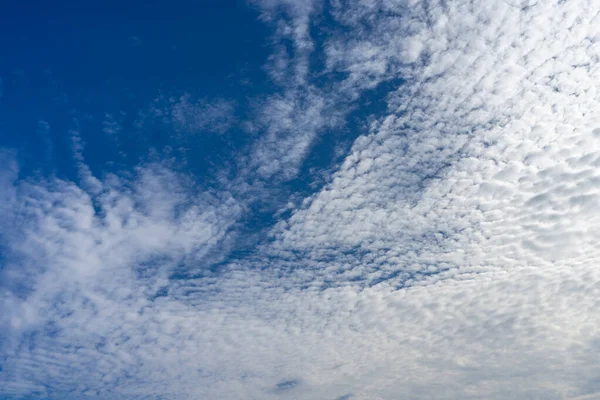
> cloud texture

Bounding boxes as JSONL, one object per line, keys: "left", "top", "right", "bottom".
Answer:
{"left": 2, "top": 0, "right": 600, "bottom": 399}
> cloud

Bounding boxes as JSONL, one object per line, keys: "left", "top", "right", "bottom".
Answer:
{"left": 3, "top": 0, "right": 600, "bottom": 399}
{"left": 251, "top": 0, "right": 318, "bottom": 52}
{"left": 243, "top": 89, "right": 342, "bottom": 180}
{"left": 102, "top": 113, "right": 122, "bottom": 136}
{"left": 140, "top": 94, "right": 236, "bottom": 135}
{"left": 0, "top": 153, "right": 242, "bottom": 343}
{"left": 241, "top": 0, "right": 328, "bottom": 181}
{"left": 267, "top": 0, "right": 600, "bottom": 282}
{"left": 170, "top": 95, "right": 236, "bottom": 135}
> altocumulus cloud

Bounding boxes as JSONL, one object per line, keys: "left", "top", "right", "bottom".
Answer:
{"left": 2, "top": 0, "right": 600, "bottom": 399}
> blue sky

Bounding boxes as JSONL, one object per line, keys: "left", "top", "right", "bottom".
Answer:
{"left": 0, "top": 0, "right": 268, "bottom": 179}
{"left": 3, "top": 0, "right": 600, "bottom": 399}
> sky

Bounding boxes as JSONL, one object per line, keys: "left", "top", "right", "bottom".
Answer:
{"left": 1, "top": 0, "right": 600, "bottom": 399}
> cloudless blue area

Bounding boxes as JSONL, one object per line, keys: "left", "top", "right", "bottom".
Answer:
{"left": 0, "top": 0, "right": 270, "bottom": 182}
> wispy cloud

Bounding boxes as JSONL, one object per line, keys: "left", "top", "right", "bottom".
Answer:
{"left": 138, "top": 93, "right": 237, "bottom": 135}
{"left": 0, "top": 153, "right": 242, "bottom": 361}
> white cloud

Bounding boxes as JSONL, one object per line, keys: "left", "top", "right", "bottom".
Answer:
{"left": 242, "top": 0, "right": 328, "bottom": 181}
{"left": 243, "top": 89, "right": 342, "bottom": 180}
{"left": 0, "top": 155, "right": 242, "bottom": 357}
{"left": 270, "top": 0, "right": 600, "bottom": 280}
{"left": 3, "top": 0, "right": 600, "bottom": 399}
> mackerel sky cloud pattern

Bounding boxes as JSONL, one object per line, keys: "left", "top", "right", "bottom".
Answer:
{"left": 2, "top": 0, "right": 600, "bottom": 399}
